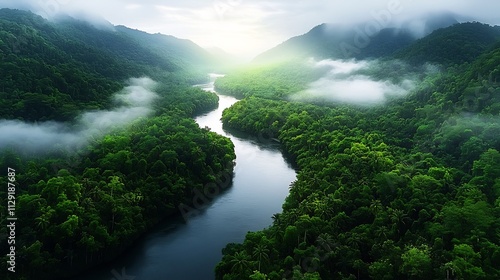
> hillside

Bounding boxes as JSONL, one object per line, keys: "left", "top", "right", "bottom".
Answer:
{"left": 0, "top": 8, "right": 216, "bottom": 122}
{"left": 215, "top": 22, "right": 500, "bottom": 105}
{"left": 253, "top": 12, "right": 459, "bottom": 62}
{"left": 394, "top": 22, "right": 500, "bottom": 66}
{"left": 213, "top": 18, "right": 500, "bottom": 280}
{"left": 114, "top": 25, "right": 217, "bottom": 73}
{"left": 0, "top": 8, "right": 236, "bottom": 280}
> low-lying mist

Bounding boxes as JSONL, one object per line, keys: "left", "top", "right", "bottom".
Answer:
{"left": 290, "top": 58, "right": 437, "bottom": 106}
{"left": 0, "top": 77, "right": 158, "bottom": 155}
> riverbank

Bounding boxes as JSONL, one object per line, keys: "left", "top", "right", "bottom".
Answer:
{"left": 73, "top": 76, "right": 296, "bottom": 280}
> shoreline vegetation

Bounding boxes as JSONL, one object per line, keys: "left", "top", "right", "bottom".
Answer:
{"left": 213, "top": 22, "right": 500, "bottom": 280}
{"left": 0, "top": 9, "right": 236, "bottom": 280}
{"left": 1, "top": 6, "right": 500, "bottom": 280}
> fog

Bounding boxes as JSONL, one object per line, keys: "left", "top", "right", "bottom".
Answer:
{"left": 0, "top": 77, "right": 158, "bottom": 155}
{"left": 290, "top": 59, "right": 434, "bottom": 105}
{"left": 1, "top": 1, "right": 499, "bottom": 59}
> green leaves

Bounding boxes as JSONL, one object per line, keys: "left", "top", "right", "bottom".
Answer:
{"left": 445, "top": 244, "right": 486, "bottom": 280}
{"left": 442, "top": 199, "right": 495, "bottom": 238}
{"left": 400, "top": 245, "right": 432, "bottom": 279}
{"left": 216, "top": 54, "right": 500, "bottom": 278}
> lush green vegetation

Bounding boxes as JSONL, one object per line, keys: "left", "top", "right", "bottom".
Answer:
{"left": 215, "top": 25, "right": 500, "bottom": 280}
{"left": 216, "top": 23, "right": 500, "bottom": 105}
{"left": 214, "top": 60, "right": 326, "bottom": 99}
{"left": 2, "top": 7, "right": 500, "bottom": 280}
{"left": 0, "top": 9, "right": 235, "bottom": 280}
{"left": 0, "top": 9, "right": 214, "bottom": 122}
{"left": 394, "top": 22, "right": 500, "bottom": 66}
{"left": 0, "top": 106, "right": 235, "bottom": 279}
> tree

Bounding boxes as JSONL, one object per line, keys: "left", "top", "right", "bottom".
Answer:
{"left": 229, "top": 251, "right": 251, "bottom": 275}
{"left": 442, "top": 199, "right": 494, "bottom": 239}
{"left": 369, "top": 199, "right": 383, "bottom": 216}
{"left": 253, "top": 244, "right": 270, "bottom": 271}
{"left": 470, "top": 149, "right": 500, "bottom": 201}
{"left": 400, "top": 245, "right": 432, "bottom": 279}
{"left": 447, "top": 244, "right": 485, "bottom": 280}
{"left": 249, "top": 270, "right": 269, "bottom": 280}
{"left": 369, "top": 259, "right": 394, "bottom": 280}
{"left": 389, "top": 208, "right": 410, "bottom": 237}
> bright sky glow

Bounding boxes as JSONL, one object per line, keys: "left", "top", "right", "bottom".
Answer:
{"left": 1, "top": 0, "right": 499, "bottom": 60}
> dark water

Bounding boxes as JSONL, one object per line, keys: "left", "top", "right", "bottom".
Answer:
{"left": 77, "top": 76, "right": 296, "bottom": 280}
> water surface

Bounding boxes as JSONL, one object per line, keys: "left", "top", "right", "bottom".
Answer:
{"left": 78, "top": 76, "right": 296, "bottom": 280}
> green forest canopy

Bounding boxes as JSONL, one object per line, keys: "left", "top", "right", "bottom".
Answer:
{"left": 0, "top": 9, "right": 235, "bottom": 280}
{"left": 214, "top": 22, "right": 500, "bottom": 280}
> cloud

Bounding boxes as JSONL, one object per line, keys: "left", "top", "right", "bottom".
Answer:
{"left": 290, "top": 59, "right": 420, "bottom": 105}
{"left": 125, "top": 4, "right": 142, "bottom": 10}
{"left": 0, "top": 77, "right": 158, "bottom": 155}
{"left": 1, "top": 1, "right": 499, "bottom": 59}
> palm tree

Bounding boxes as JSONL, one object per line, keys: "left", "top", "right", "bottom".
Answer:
{"left": 253, "top": 244, "right": 270, "bottom": 271}
{"left": 271, "top": 213, "right": 282, "bottom": 227}
{"left": 229, "top": 251, "right": 251, "bottom": 274}
{"left": 369, "top": 199, "right": 383, "bottom": 216}
{"left": 374, "top": 226, "right": 389, "bottom": 239}
{"left": 346, "top": 233, "right": 363, "bottom": 249}
{"left": 35, "top": 215, "right": 50, "bottom": 230}
{"left": 389, "top": 208, "right": 410, "bottom": 237}
{"left": 316, "top": 233, "right": 337, "bottom": 254}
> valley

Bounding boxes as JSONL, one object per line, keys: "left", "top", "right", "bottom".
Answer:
{"left": 0, "top": 4, "right": 500, "bottom": 280}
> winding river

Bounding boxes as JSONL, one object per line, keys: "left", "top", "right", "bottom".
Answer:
{"left": 78, "top": 75, "right": 296, "bottom": 280}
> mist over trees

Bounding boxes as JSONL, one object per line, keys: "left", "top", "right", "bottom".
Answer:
{"left": 1, "top": 5, "right": 500, "bottom": 280}
{"left": 214, "top": 21, "right": 500, "bottom": 280}
{"left": 0, "top": 8, "right": 235, "bottom": 280}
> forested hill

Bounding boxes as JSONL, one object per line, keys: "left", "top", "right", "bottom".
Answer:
{"left": 0, "top": 8, "right": 217, "bottom": 121}
{"left": 394, "top": 22, "right": 500, "bottom": 66}
{"left": 253, "top": 12, "right": 459, "bottom": 62}
{"left": 114, "top": 25, "right": 217, "bottom": 73}
{"left": 213, "top": 16, "right": 500, "bottom": 280}
{"left": 0, "top": 8, "right": 237, "bottom": 280}
{"left": 215, "top": 22, "right": 500, "bottom": 102}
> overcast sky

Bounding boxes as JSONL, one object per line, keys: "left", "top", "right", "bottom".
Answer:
{"left": 1, "top": 0, "right": 499, "bottom": 59}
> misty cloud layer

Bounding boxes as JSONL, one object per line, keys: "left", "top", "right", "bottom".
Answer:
{"left": 290, "top": 59, "right": 420, "bottom": 105}
{"left": 2, "top": 0, "right": 499, "bottom": 59}
{"left": 0, "top": 77, "right": 158, "bottom": 154}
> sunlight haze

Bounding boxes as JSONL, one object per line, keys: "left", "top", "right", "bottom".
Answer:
{"left": 1, "top": 0, "right": 500, "bottom": 59}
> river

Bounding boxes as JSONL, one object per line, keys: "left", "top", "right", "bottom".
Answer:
{"left": 77, "top": 75, "right": 296, "bottom": 280}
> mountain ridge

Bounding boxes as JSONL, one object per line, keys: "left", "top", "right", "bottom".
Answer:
{"left": 0, "top": 8, "right": 220, "bottom": 121}
{"left": 253, "top": 11, "right": 462, "bottom": 62}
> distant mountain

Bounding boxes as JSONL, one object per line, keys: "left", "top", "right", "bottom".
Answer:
{"left": 253, "top": 12, "right": 460, "bottom": 62}
{"left": 0, "top": 8, "right": 217, "bottom": 78}
{"left": 114, "top": 25, "right": 216, "bottom": 72}
{"left": 394, "top": 22, "right": 500, "bottom": 66}
{"left": 0, "top": 8, "right": 218, "bottom": 121}
{"left": 400, "top": 11, "right": 462, "bottom": 38}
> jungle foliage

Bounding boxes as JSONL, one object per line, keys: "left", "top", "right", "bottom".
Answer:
{"left": 0, "top": 9, "right": 235, "bottom": 279}
{"left": 215, "top": 25, "right": 500, "bottom": 280}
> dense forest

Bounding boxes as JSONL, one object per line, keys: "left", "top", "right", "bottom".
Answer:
{"left": 2, "top": 5, "right": 500, "bottom": 280}
{"left": 0, "top": 9, "right": 235, "bottom": 279}
{"left": 0, "top": 8, "right": 217, "bottom": 121}
{"left": 214, "top": 22, "right": 500, "bottom": 279}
